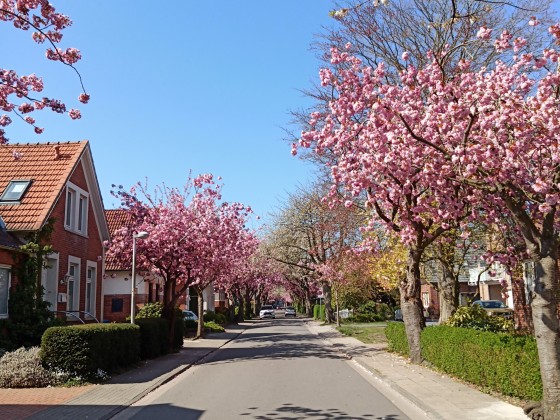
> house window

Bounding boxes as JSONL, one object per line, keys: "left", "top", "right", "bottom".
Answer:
{"left": 0, "top": 266, "right": 10, "bottom": 318}
{"left": 111, "top": 298, "right": 124, "bottom": 313}
{"left": 85, "top": 262, "right": 96, "bottom": 317}
{"left": 67, "top": 259, "right": 81, "bottom": 312}
{"left": 0, "top": 180, "right": 32, "bottom": 203}
{"left": 65, "top": 182, "right": 89, "bottom": 235}
{"left": 422, "top": 291, "right": 430, "bottom": 308}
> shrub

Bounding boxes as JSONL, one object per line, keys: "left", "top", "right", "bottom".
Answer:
{"left": 0, "top": 347, "right": 64, "bottom": 388}
{"left": 313, "top": 304, "right": 325, "bottom": 321}
{"left": 203, "top": 311, "right": 216, "bottom": 322}
{"left": 173, "top": 315, "right": 184, "bottom": 350}
{"left": 41, "top": 323, "right": 140, "bottom": 380}
{"left": 421, "top": 326, "right": 541, "bottom": 401}
{"left": 376, "top": 303, "right": 395, "bottom": 320}
{"left": 214, "top": 312, "right": 227, "bottom": 325}
{"left": 135, "top": 302, "right": 164, "bottom": 319}
{"left": 445, "top": 305, "right": 514, "bottom": 333}
{"left": 346, "top": 313, "right": 384, "bottom": 323}
{"left": 136, "top": 318, "right": 168, "bottom": 359}
{"left": 385, "top": 321, "right": 408, "bottom": 356}
{"left": 204, "top": 321, "right": 225, "bottom": 333}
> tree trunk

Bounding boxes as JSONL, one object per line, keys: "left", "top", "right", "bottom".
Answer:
{"left": 511, "top": 264, "right": 533, "bottom": 334}
{"left": 335, "top": 289, "right": 341, "bottom": 327}
{"left": 305, "top": 288, "right": 314, "bottom": 317}
{"left": 161, "top": 277, "right": 178, "bottom": 349}
{"left": 531, "top": 251, "right": 560, "bottom": 419}
{"left": 255, "top": 295, "right": 262, "bottom": 315}
{"left": 323, "top": 282, "right": 335, "bottom": 323}
{"left": 244, "top": 289, "right": 252, "bottom": 319}
{"left": 400, "top": 246, "right": 426, "bottom": 364}
{"left": 237, "top": 294, "right": 245, "bottom": 322}
{"left": 439, "top": 261, "right": 459, "bottom": 323}
{"left": 196, "top": 287, "right": 204, "bottom": 338}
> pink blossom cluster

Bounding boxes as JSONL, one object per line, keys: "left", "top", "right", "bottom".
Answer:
{"left": 0, "top": 0, "right": 87, "bottom": 143}
{"left": 297, "top": 22, "right": 560, "bottom": 265}
{"left": 106, "top": 174, "right": 260, "bottom": 310}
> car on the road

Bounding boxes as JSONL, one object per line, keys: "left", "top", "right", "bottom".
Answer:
{"left": 183, "top": 310, "right": 198, "bottom": 321}
{"left": 284, "top": 307, "right": 296, "bottom": 317}
{"left": 472, "top": 300, "right": 514, "bottom": 318}
{"left": 259, "top": 305, "right": 275, "bottom": 319}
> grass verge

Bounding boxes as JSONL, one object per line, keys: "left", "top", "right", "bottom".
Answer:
{"left": 336, "top": 323, "right": 387, "bottom": 345}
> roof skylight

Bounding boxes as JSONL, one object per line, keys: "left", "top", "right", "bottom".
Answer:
{"left": 0, "top": 180, "right": 32, "bottom": 202}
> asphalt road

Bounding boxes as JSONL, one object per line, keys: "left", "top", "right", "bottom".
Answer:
{"left": 113, "top": 316, "right": 410, "bottom": 420}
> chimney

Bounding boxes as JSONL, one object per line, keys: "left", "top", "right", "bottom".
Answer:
{"left": 53, "top": 145, "right": 61, "bottom": 160}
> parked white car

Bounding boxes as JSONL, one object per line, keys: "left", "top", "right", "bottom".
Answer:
{"left": 259, "top": 305, "right": 275, "bottom": 319}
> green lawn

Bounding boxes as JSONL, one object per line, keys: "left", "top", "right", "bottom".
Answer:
{"left": 336, "top": 322, "right": 388, "bottom": 345}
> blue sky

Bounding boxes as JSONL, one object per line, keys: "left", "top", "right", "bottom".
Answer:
{"left": 2, "top": 1, "right": 338, "bottom": 228}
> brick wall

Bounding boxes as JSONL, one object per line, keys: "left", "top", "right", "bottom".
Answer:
{"left": 47, "top": 159, "right": 104, "bottom": 320}
{"left": 103, "top": 293, "right": 150, "bottom": 323}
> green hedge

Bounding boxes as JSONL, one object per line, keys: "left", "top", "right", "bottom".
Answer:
{"left": 346, "top": 313, "right": 384, "bottom": 323}
{"left": 41, "top": 323, "right": 140, "bottom": 379}
{"left": 385, "top": 323, "right": 542, "bottom": 401}
{"left": 313, "top": 304, "right": 325, "bottom": 321}
{"left": 136, "top": 318, "right": 169, "bottom": 359}
{"left": 385, "top": 322, "right": 409, "bottom": 355}
{"left": 173, "top": 316, "right": 184, "bottom": 350}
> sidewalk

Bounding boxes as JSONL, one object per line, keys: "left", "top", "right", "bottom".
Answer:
{"left": 305, "top": 321, "right": 528, "bottom": 420}
{"left": 0, "top": 324, "right": 245, "bottom": 420}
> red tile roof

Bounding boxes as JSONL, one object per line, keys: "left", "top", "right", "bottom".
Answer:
{"left": 0, "top": 141, "right": 87, "bottom": 231}
{"left": 105, "top": 208, "right": 132, "bottom": 271}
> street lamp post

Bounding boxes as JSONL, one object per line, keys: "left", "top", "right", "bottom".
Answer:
{"left": 131, "top": 231, "right": 149, "bottom": 324}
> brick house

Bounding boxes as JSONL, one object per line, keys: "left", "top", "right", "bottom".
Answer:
{"left": 0, "top": 141, "right": 109, "bottom": 323}
{"left": 104, "top": 209, "right": 220, "bottom": 321}
{"left": 104, "top": 209, "right": 164, "bottom": 322}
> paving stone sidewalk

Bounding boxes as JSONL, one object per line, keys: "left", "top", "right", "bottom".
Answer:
{"left": 306, "top": 321, "right": 528, "bottom": 420}
{"left": 0, "top": 324, "right": 244, "bottom": 420}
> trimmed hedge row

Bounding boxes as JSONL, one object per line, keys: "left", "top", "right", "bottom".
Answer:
{"left": 313, "top": 304, "right": 325, "bottom": 321}
{"left": 136, "top": 318, "right": 169, "bottom": 359}
{"left": 385, "top": 321, "right": 409, "bottom": 355}
{"left": 41, "top": 323, "right": 140, "bottom": 379}
{"left": 385, "top": 322, "right": 542, "bottom": 401}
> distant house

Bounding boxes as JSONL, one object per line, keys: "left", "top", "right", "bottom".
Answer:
{"left": 0, "top": 141, "right": 109, "bottom": 322}
{"left": 104, "top": 209, "right": 164, "bottom": 322}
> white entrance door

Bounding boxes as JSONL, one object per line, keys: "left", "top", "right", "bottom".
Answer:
{"left": 41, "top": 256, "right": 58, "bottom": 311}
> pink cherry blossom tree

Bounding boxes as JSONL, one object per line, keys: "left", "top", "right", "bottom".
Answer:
{"left": 0, "top": 1, "right": 88, "bottom": 143}
{"left": 215, "top": 243, "right": 281, "bottom": 321}
{"left": 297, "top": 23, "right": 560, "bottom": 418}
{"left": 190, "top": 202, "right": 258, "bottom": 338}
{"left": 107, "top": 175, "right": 235, "bottom": 347}
{"left": 296, "top": 45, "right": 473, "bottom": 358}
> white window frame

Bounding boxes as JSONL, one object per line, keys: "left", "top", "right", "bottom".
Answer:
{"left": 41, "top": 253, "right": 59, "bottom": 311}
{"left": 67, "top": 256, "right": 81, "bottom": 313}
{"left": 64, "top": 182, "right": 89, "bottom": 236}
{"left": 422, "top": 291, "right": 430, "bottom": 308}
{"left": 85, "top": 260, "right": 97, "bottom": 318}
{"left": 0, "top": 265, "right": 11, "bottom": 319}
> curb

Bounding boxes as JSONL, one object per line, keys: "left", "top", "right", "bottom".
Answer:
{"left": 305, "top": 321, "right": 439, "bottom": 419}
{"left": 350, "top": 357, "right": 443, "bottom": 420}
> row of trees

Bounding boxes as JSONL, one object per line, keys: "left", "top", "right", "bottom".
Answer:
{"left": 105, "top": 175, "right": 267, "bottom": 344}
{"left": 289, "top": 0, "right": 560, "bottom": 417}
